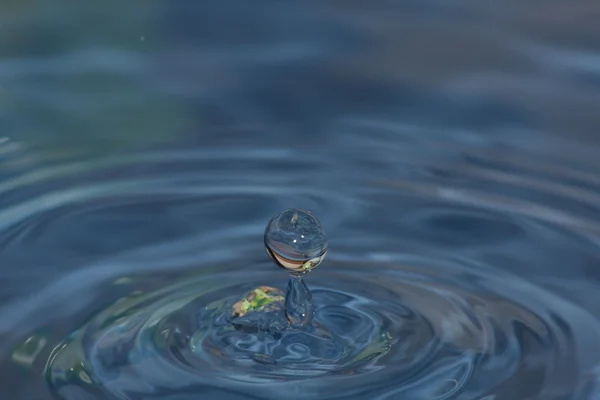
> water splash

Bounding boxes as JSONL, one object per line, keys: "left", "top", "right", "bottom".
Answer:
{"left": 284, "top": 274, "right": 313, "bottom": 327}
{"left": 264, "top": 208, "right": 328, "bottom": 327}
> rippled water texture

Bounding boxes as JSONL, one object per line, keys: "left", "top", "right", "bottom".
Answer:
{"left": 2, "top": 0, "right": 600, "bottom": 399}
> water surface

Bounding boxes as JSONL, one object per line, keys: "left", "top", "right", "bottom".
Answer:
{"left": 2, "top": 1, "right": 600, "bottom": 399}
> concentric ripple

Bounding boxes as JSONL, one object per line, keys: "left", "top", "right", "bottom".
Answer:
{"left": 42, "top": 254, "right": 600, "bottom": 400}
{"left": 3, "top": 135, "right": 600, "bottom": 400}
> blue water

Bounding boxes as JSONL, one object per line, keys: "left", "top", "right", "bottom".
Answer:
{"left": 2, "top": 1, "right": 600, "bottom": 399}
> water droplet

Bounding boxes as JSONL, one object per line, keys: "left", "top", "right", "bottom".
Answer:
{"left": 264, "top": 208, "right": 328, "bottom": 274}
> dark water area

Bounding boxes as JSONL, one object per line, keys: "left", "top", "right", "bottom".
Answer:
{"left": 2, "top": 1, "right": 600, "bottom": 399}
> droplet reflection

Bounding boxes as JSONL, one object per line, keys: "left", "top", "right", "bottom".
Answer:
{"left": 264, "top": 208, "right": 328, "bottom": 273}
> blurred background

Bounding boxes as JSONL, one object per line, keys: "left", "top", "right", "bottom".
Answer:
{"left": 2, "top": 0, "right": 600, "bottom": 155}
{"left": 2, "top": 0, "right": 600, "bottom": 399}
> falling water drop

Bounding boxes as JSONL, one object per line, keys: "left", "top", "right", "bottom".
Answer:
{"left": 264, "top": 208, "right": 328, "bottom": 273}
{"left": 264, "top": 208, "right": 328, "bottom": 327}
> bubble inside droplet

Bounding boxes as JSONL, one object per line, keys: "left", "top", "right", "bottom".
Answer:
{"left": 264, "top": 208, "right": 328, "bottom": 273}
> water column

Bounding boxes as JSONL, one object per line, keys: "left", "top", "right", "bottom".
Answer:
{"left": 264, "top": 208, "right": 328, "bottom": 327}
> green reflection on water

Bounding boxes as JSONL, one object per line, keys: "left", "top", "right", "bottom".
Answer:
{"left": 0, "top": 0, "right": 193, "bottom": 160}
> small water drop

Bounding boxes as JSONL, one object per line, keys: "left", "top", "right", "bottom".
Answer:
{"left": 264, "top": 208, "right": 328, "bottom": 274}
